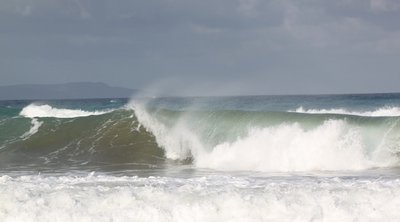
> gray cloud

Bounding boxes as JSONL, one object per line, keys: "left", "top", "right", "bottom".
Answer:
{"left": 1, "top": 0, "right": 399, "bottom": 95}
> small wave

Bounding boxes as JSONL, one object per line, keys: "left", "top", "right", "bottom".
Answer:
{"left": 292, "top": 106, "right": 400, "bottom": 117}
{"left": 20, "top": 104, "right": 112, "bottom": 118}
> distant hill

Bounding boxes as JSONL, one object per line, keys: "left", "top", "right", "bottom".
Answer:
{"left": 0, "top": 82, "right": 138, "bottom": 100}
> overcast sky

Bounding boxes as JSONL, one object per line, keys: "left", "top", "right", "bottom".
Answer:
{"left": 1, "top": 0, "right": 399, "bottom": 95}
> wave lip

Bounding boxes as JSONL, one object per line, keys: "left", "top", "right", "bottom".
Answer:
{"left": 292, "top": 106, "right": 400, "bottom": 117}
{"left": 196, "top": 120, "right": 396, "bottom": 172}
{"left": 131, "top": 103, "right": 400, "bottom": 172}
{"left": 19, "top": 104, "right": 113, "bottom": 118}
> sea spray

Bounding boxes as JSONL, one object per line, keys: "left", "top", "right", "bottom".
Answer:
{"left": 2, "top": 95, "right": 400, "bottom": 221}
{"left": 130, "top": 101, "right": 400, "bottom": 172}
{"left": 0, "top": 97, "right": 400, "bottom": 172}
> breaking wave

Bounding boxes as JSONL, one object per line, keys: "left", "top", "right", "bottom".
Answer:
{"left": 1, "top": 102, "right": 400, "bottom": 172}
{"left": 131, "top": 102, "right": 400, "bottom": 172}
{"left": 0, "top": 104, "right": 164, "bottom": 171}
{"left": 1, "top": 174, "right": 400, "bottom": 222}
{"left": 20, "top": 104, "right": 113, "bottom": 118}
{"left": 292, "top": 106, "right": 400, "bottom": 117}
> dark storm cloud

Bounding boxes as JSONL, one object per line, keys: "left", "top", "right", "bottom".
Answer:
{"left": 1, "top": 0, "right": 399, "bottom": 95}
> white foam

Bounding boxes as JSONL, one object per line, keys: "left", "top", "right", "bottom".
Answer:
{"left": 131, "top": 102, "right": 200, "bottom": 160}
{"left": 20, "top": 118, "right": 43, "bottom": 140}
{"left": 131, "top": 103, "right": 399, "bottom": 172}
{"left": 292, "top": 106, "right": 400, "bottom": 117}
{"left": 1, "top": 174, "right": 400, "bottom": 222}
{"left": 20, "top": 104, "right": 112, "bottom": 118}
{"left": 196, "top": 120, "right": 398, "bottom": 171}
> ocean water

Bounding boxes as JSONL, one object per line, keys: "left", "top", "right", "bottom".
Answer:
{"left": 1, "top": 94, "right": 400, "bottom": 221}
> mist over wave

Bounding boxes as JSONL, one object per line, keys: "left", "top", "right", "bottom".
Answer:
{"left": 3, "top": 95, "right": 400, "bottom": 221}
{"left": 130, "top": 101, "right": 400, "bottom": 172}
{"left": 1, "top": 96, "right": 400, "bottom": 172}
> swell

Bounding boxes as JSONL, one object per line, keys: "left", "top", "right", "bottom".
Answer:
{"left": 0, "top": 109, "right": 165, "bottom": 171}
{"left": 1, "top": 103, "right": 400, "bottom": 172}
{"left": 132, "top": 103, "right": 400, "bottom": 172}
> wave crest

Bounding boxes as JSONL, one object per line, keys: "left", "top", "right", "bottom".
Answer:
{"left": 292, "top": 106, "right": 400, "bottom": 117}
{"left": 20, "top": 104, "right": 112, "bottom": 118}
{"left": 2, "top": 101, "right": 400, "bottom": 172}
{"left": 132, "top": 103, "right": 400, "bottom": 172}
{"left": 196, "top": 120, "right": 396, "bottom": 171}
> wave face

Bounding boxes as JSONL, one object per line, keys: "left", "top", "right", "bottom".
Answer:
{"left": 3, "top": 95, "right": 400, "bottom": 221}
{"left": 0, "top": 103, "right": 164, "bottom": 171}
{"left": 132, "top": 102, "right": 400, "bottom": 172}
{"left": 1, "top": 95, "right": 400, "bottom": 172}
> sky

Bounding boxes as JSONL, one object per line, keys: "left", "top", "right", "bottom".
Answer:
{"left": 1, "top": 0, "right": 399, "bottom": 96}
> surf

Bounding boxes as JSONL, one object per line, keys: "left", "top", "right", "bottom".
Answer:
{"left": 3, "top": 95, "right": 400, "bottom": 222}
{"left": 1, "top": 100, "right": 400, "bottom": 172}
{"left": 131, "top": 101, "right": 400, "bottom": 172}
{"left": 20, "top": 103, "right": 114, "bottom": 118}
{"left": 292, "top": 106, "right": 400, "bottom": 117}
{"left": 0, "top": 104, "right": 164, "bottom": 171}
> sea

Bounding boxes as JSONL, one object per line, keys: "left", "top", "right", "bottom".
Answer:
{"left": 1, "top": 94, "right": 400, "bottom": 221}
